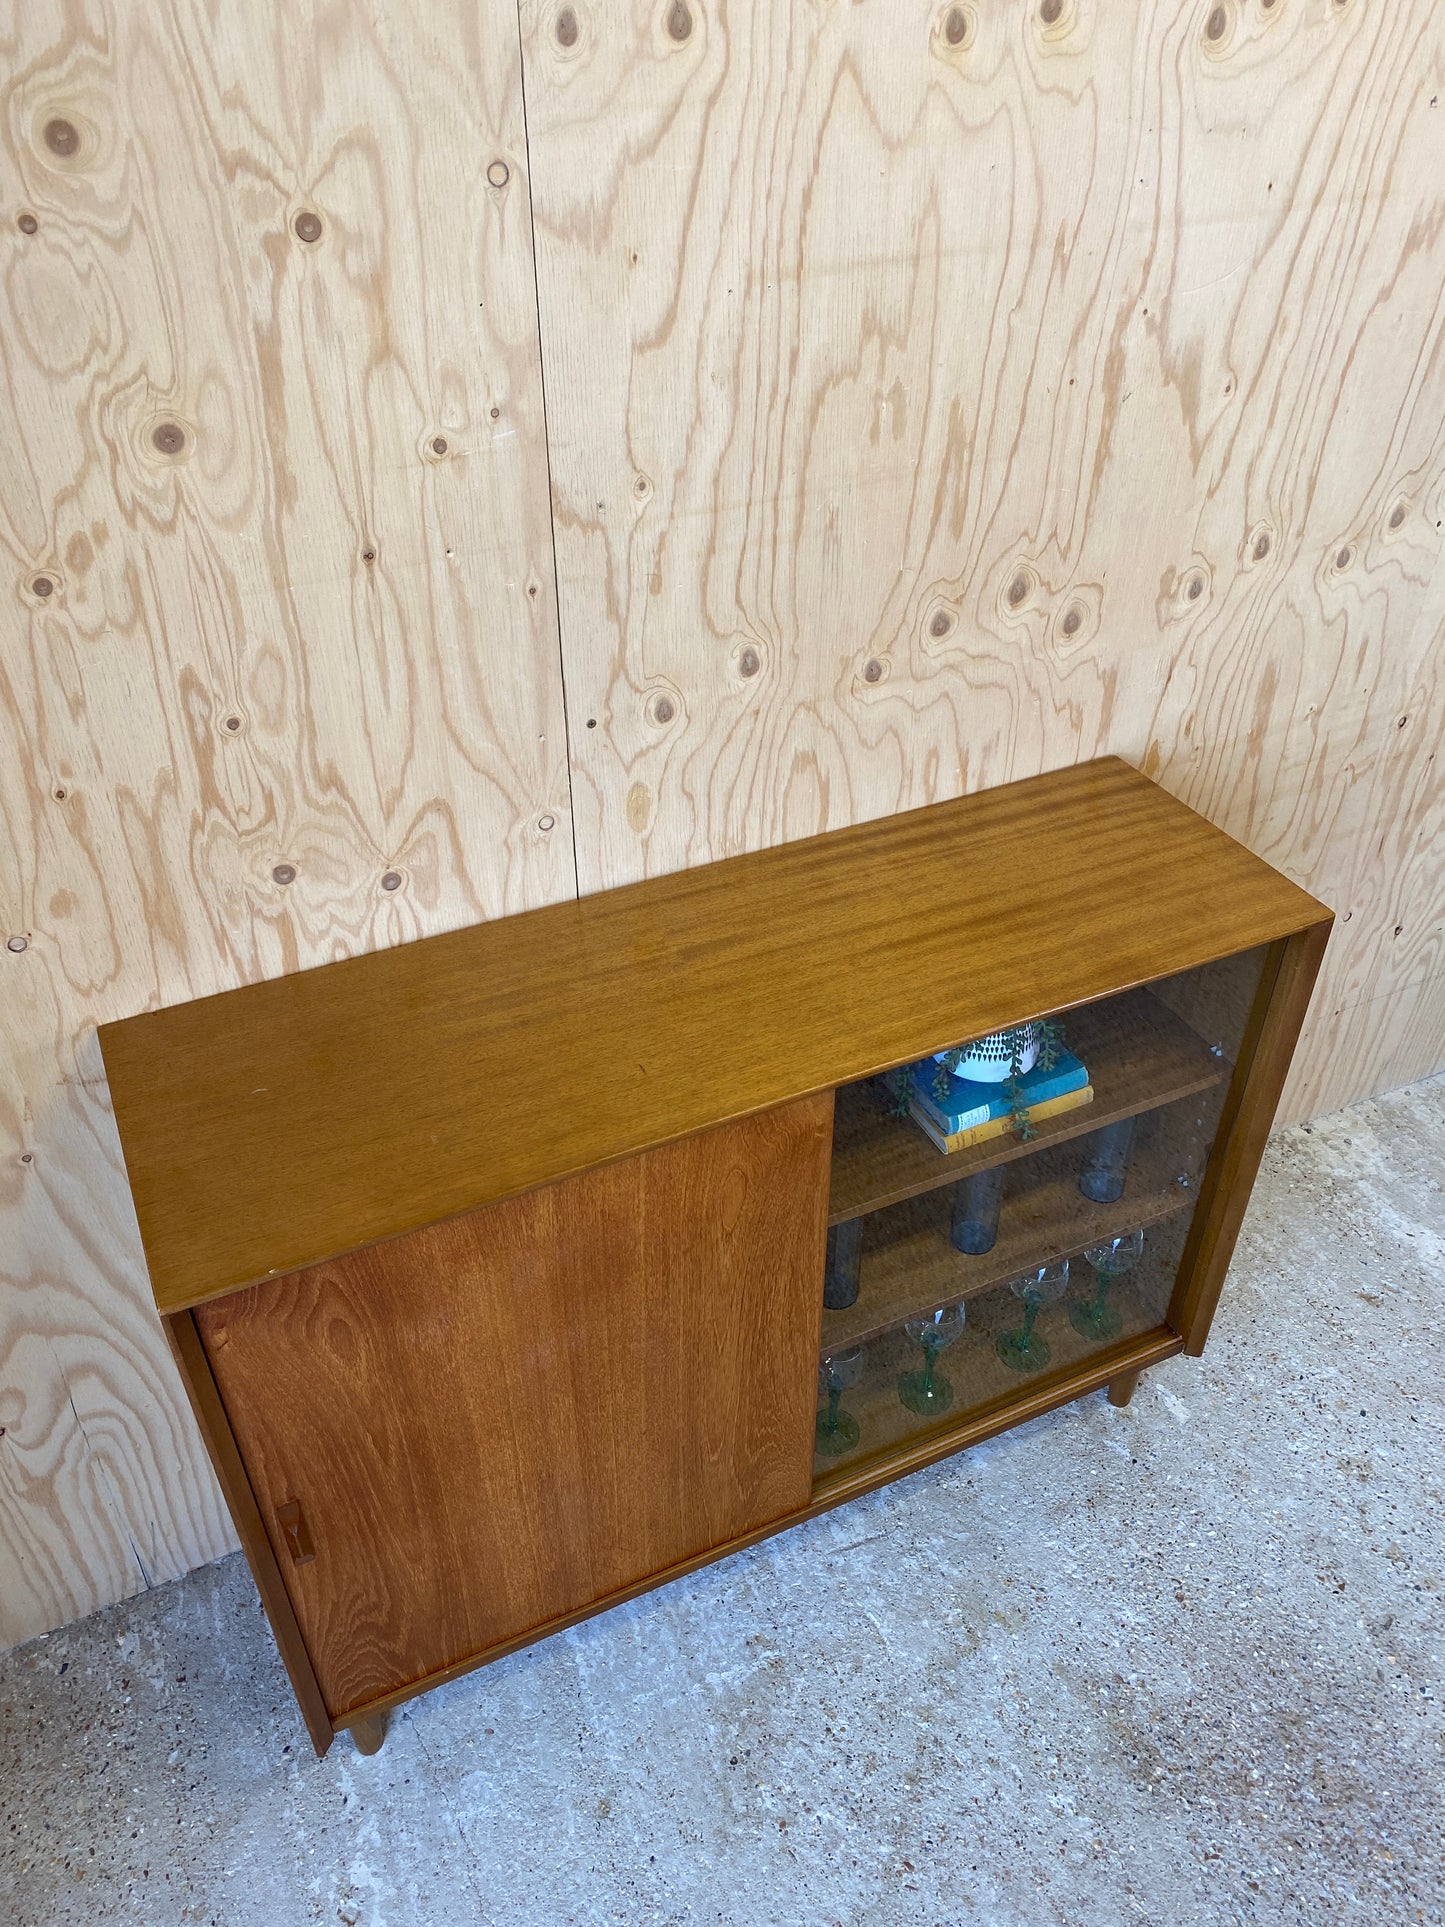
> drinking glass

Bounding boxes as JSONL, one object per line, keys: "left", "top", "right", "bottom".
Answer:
{"left": 815, "top": 1347, "right": 864, "bottom": 1456}
{"left": 951, "top": 1165, "right": 1005, "bottom": 1255}
{"left": 897, "top": 1303, "right": 967, "bottom": 1416}
{"left": 823, "top": 1217, "right": 862, "bottom": 1309}
{"left": 1070, "top": 1227, "right": 1145, "bottom": 1341}
{"left": 1078, "top": 1116, "right": 1136, "bottom": 1204}
{"left": 995, "top": 1259, "right": 1070, "bottom": 1373}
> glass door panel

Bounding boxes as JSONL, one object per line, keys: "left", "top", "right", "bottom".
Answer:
{"left": 815, "top": 946, "right": 1270, "bottom": 1486}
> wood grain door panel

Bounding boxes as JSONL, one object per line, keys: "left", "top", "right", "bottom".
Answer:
{"left": 195, "top": 1096, "right": 832, "bottom": 1716}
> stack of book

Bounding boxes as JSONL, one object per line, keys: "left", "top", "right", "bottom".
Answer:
{"left": 908, "top": 1049, "right": 1093, "bottom": 1154}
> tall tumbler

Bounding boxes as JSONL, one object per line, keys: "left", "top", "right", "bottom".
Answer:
{"left": 950, "top": 1164, "right": 1005, "bottom": 1255}
{"left": 823, "top": 1216, "right": 863, "bottom": 1310}
{"left": 1078, "top": 1115, "right": 1137, "bottom": 1204}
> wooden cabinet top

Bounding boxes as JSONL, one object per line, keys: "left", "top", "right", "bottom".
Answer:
{"left": 100, "top": 758, "right": 1331, "bottom": 1314}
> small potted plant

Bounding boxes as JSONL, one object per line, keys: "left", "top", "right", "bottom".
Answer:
{"left": 886, "top": 1018, "right": 1067, "bottom": 1141}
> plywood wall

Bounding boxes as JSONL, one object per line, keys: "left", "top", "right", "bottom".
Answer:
{"left": 0, "top": 0, "right": 573, "bottom": 1646}
{"left": 2, "top": 0, "right": 1442, "bottom": 1646}
{"left": 520, "top": 0, "right": 1444, "bottom": 1114}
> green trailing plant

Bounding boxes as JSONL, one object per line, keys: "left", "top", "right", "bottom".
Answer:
{"left": 930, "top": 1017, "right": 1068, "bottom": 1141}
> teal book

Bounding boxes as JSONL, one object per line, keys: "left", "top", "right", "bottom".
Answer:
{"left": 911, "top": 1049, "right": 1088, "bottom": 1134}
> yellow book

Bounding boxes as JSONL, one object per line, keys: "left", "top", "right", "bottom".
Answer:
{"left": 910, "top": 1083, "right": 1094, "bottom": 1155}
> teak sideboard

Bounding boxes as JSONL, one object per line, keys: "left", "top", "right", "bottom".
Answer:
{"left": 99, "top": 759, "right": 1332, "bottom": 1756}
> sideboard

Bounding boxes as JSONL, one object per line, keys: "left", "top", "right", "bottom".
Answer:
{"left": 99, "top": 758, "right": 1331, "bottom": 1755}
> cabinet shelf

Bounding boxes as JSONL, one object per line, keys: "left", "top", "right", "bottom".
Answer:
{"left": 820, "top": 1128, "right": 1194, "bottom": 1353}
{"left": 828, "top": 986, "right": 1226, "bottom": 1226}
{"left": 815, "top": 1288, "right": 1177, "bottom": 1477}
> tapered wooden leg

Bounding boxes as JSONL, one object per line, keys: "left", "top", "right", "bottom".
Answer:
{"left": 1106, "top": 1369, "right": 1142, "bottom": 1409}
{"left": 349, "top": 1712, "right": 388, "bottom": 1756}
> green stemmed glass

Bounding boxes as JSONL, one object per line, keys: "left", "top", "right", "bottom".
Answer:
{"left": 815, "top": 1347, "right": 864, "bottom": 1457}
{"left": 996, "top": 1259, "right": 1070, "bottom": 1373}
{"left": 1070, "top": 1228, "right": 1145, "bottom": 1341}
{"left": 898, "top": 1304, "right": 967, "bottom": 1416}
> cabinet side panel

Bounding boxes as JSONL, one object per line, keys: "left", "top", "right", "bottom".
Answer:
{"left": 194, "top": 1095, "right": 832, "bottom": 1716}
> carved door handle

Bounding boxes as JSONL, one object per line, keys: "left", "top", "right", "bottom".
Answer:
{"left": 275, "top": 1498, "right": 316, "bottom": 1565}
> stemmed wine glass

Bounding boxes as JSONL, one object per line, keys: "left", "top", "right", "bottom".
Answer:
{"left": 1070, "top": 1228, "right": 1145, "bottom": 1341}
{"left": 995, "top": 1259, "right": 1070, "bottom": 1373}
{"left": 816, "top": 1347, "right": 864, "bottom": 1456}
{"left": 897, "top": 1303, "right": 967, "bottom": 1415}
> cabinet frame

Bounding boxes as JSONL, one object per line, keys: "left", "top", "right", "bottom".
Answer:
{"left": 101, "top": 760, "right": 1332, "bottom": 1754}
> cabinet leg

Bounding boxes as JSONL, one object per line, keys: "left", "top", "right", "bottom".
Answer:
{"left": 349, "top": 1711, "right": 388, "bottom": 1756}
{"left": 1106, "top": 1369, "right": 1142, "bottom": 1409}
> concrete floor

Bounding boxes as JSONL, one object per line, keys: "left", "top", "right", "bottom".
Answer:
{"left": 2, "top": 1079, "right": 1442, "bottom": 1927}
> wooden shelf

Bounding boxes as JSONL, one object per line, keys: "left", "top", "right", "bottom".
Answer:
{"left": 828, "top": 986, "right": 1226, "bottom": 1225}
{"left": 820, "top": 1127, "right": 1194, "bottom": 1353}
{"left": 814, "top": 1269, "right": 1176, "bottom": 1478}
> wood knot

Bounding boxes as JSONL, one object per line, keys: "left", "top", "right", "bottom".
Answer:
{"left": 1006, "top": 571, "right": 1030, "bottom": 608}
{"left": 293, "top": 209, "right": 323, "bottom": 244}
{"left": 17, "top": 212, "right": 38, "bottom": 235}
{"left": 651, "top": 693, "right": 676, "bottom": 725}
{"left": 487, "top": 160, "right": 510, "bottom": 189}
{"left": 224, "top": 715, "right": 242, "bottom": 731}
{"left": 1252, "top": 531, "right": 1271, "bottom": 561}
{"left": 862, "top": 658, "right": 883, "bottom": 683}
{"left": 151, "top": 421, "right": 186, "bottom": 457}
{"left": 7, "top": 936, "right": 29, "bottom": 953}
{"left": 538, "top": 813, "right": 557, "bottom": 832}
{"left": 32, "top": 576, "right": 54, "bottom": 598}
{"left": 929, "top": 609, "right": 952, "bottom": 637}
{"left": 431, "top": 436, "right": 448, "bottom": 456}
{"left": 1040, "top": 0, "right": 1063, "bottom": 23}
{"left": 381, "top": 871, "right": 403, "bottom": 891}
{"left": 942, "top": 5, "right": 968, "bottom": 45}
{"left": 1186, "top": 573, "right": 1205, "bottom": 601}
{"left": 272, "top": 863, "right": 296, "bottom": 885}
{"left": 43, "top": 117, "right": 80, "bottom": 158}
{"left": 666, "top": 0, "right": 693, "bottom": 40}
{"left": 738, "top": 644, "right": 761, "bottom": 678}
{"left": 1204, "top": 5, "right": 1227, "bottom": 41}
{"left": 1060, "top": 602, "right": 1084, "bottom": 637}
{"left": 1335, "top": 545, "right": 1353, "bottom": 571}
{"left": 1388, "top": 501, "right": 1407, "bottom": 530}
{"left": 556, "top": 7, "right": 579, "bottom": 47}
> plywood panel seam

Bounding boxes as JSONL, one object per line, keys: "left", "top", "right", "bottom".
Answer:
{"left": 49, "top": 1332, "right": 151, "bottom": 1597}
{"left": 514, "top": 0, "right": 585, "bottom": 904}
